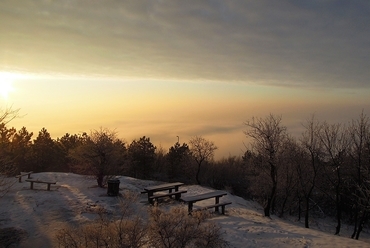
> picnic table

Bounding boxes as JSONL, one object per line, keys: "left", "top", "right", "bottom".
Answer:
{"left": 181, "top": 190, "right": 231, "bottom": 214}
{"left": 141, "top": 182, "right": 187, "bottom": 204}
{"left": 25, "top": 179, "right": 56, "bottom": 191}
{"left": 15, "top": 171, "right": 33, "bottom": 182}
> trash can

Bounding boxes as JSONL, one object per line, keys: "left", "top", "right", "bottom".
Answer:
{"left": 107, "top": 179, "right": 120, "bottom": 196}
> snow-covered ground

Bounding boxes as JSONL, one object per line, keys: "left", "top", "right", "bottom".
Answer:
{"left": 1, "top": 172, "right": 370, "bottom": 247}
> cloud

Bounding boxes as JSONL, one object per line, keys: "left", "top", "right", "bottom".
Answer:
{"left": 0, "top": 0, "right": 369, "bottom": 88}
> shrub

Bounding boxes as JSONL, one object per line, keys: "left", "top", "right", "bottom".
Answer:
{"left": 56, "top": 192, "right": 228, "bottom": 248}
{"left": 148, "top": 206, "right": 228, "bottom": 248}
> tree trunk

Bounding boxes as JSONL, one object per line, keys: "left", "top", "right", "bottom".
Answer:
{"left": 304, "top": 198, "right": 310, "bottom": 228}
{"left": 195, "top": 163, "right": 201, "bottom": 185}
{"left": 264, "top": 182, "right": 277, "bottom": 217}
{"left": 351, "top": 206, "right": 358, "bottom": 239}
{"left": 97, "top": 172, "right": 104, "bottom": 188}
{"left": 269, "top": 162, "right": 277, "bottom": 215}
{"left": 298, "top": 197, "right": 302, "bottom": 221}
{"left": 356, "top": 223, "right": 363, "bottom": 240}
{"left": 264, "top": 199, "right": 271, "bottom": 217}
{"left": 279, "top": 195, "right": 288, "bottom": 218}
{"left": 305, "top": 186, "right": 314, "bottom": 228}
{"left": 355, "top": 212, "right": 368, "bottom": 240}
{"left": 334, "top": 191, "right": 342, "bottom": 235}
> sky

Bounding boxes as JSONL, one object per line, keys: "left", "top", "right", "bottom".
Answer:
{"left": 0, "top": 0, "right": 369, "bottom": 158}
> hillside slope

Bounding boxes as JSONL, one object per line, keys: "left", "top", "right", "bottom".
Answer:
{"left": 0, "top": 172, "right": 369, "bottom": 247}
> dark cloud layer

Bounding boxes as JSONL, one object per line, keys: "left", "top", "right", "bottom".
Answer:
{"left": 1, "top": 0, "right": 369, "bottom": 88}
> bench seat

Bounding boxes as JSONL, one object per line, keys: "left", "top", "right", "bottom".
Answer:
{"left": 196, "top": 202, "right": 232, "bottom": 214}
{"left": 149, "top": 190, "right": 187, "bottom": 203}
{"left": 15, "top": 171, "right": 33, "bottom": 182}
{"left": 25, "top": 179, "right": 56, "bottom": 191}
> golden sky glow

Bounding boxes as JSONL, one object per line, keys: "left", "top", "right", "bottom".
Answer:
{"left": 2, "top": 75, "right": 369, "bottom": 158}
{"left": 0, "top": 72, "right": 16, "bottom": 99}
{"left": 1, "top": 1, "right": 369, "bottom": 158}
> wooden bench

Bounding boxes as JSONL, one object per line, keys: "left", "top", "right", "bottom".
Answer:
{"left": 181, "top": 190, "right": 231, "bottom": 214}
{"left": 25, "top": 179, "right": 56, "bottom": 191}
{"left": 149, "top": 190, "right": 188, "bottom": 202}
{"left": 15, "top": 171, "right": 33, "bottom": 182}
{"left": 197, "top": 202, "right": 232, "bottom": 215}
{"left": 141, "top": 182, "right": 185, "bottom": 204}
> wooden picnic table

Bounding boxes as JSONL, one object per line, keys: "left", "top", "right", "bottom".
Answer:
{"left": 181, "top": 190, "right": 231, "bottom": 214}
{"left": 141, "top": 182, "right": 186, "bottom": 204}
{"left": 25, "top": 179, "right": 56, "bottom": 191}
{"left": 15, "top": 171, "right": 33, "bottom": 182}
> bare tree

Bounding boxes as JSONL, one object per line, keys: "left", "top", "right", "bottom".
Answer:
{"left": 0, "top": 107, "right": 20, "bottom": 198}
{"left": 348, "top": 111, "right": 370, "bottom": 239}
{"left": 277, "top": 136, "right": 301, "bottom": 218}
{"left": 189, "top": 136, "right": 217, "bottom": 185}
{"left": 69, "top": 128, "right": 126, "bottom": 187}
{"left": 319, "top": 122, "right": 350, "bottom": 235}
{"left": 298, "top": 115, "right": 324, "bottom": 228}
{"left": 0, "top": 106, "right": 19, "bottom": 124}
{"left": 244, "top": 114, "right": 287, "bottom": 217}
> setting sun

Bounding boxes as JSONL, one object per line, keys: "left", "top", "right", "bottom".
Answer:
{"left": 0, "top": 72, "right": 19, "bottom": 100}
{"left": 0, "top": 81, "right": 14, "bottom": 99}
{"left": 0, "top": 73, "right": 14, "bottom": 99}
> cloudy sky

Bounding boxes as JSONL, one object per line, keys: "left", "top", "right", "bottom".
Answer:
{"left": 1, "top": 0, "right": 369, "bottom": 158}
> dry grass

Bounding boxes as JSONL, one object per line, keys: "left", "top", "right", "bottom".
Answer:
{"left": 56, "top": 191, "right": 228, "bottom": 248}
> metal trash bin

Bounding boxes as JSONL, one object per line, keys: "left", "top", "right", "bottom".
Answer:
{"left": 107, "top": 179, "right": 120, "bottom": 196}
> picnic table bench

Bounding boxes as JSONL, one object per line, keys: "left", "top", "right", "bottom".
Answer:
{"left": 141, "top": 182, "right": 187, "bottom": 204}
{"left": 25, "top": 179, "right": 56, "bottom": 191}
{"left": 181, "top": 190, "right": 231, "bottom": 214}
{"left": 15, "top": 171, "right": 33, "bottom": 182}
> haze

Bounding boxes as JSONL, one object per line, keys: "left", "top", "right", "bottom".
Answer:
{"left": 1, "top": 0, "right": 369, "bottom": 158}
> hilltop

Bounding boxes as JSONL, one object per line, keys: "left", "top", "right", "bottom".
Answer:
{"left": 1, "top": 173, "right": 370, "bottom": 247}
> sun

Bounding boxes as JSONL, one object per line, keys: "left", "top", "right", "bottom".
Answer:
{"left": 0, "top": 72, "right": 16, "bottom": 100}
{"left": 0, "top": 81, "right": 14, "bottom": 98}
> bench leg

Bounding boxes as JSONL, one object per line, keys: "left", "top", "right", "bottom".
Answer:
{"left": 221, "top": 205, "right": 225, "bottom": 215}
{"left": 27, "top": 174, "right": 31, "bottom": 179}
{"left": 30, "top": 182, "right": 33, "bottom": 190}
{"left": 148, "top": 192, "right": 154, "bottom": 204}
{"left": 47, "top": 184, "right": 51, "bottom": 191}
{"left": 215, "top": 197, "right": 220, "bottom": 212}
{"left": 188, "top": 202, "right": 193, "bottom": 214}
{"left": 19, "top": 177, "right": 22, "bottom": 183}
{"left": 173, "top": 186, "right": 180, "bottom": 199}
{"left": 175, "top": 193, "right": 181, "bottom": 201}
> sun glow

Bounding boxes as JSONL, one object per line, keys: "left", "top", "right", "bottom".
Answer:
{"left": 0, "top": 82, "right": 14, "bottom": 99}
{"left": 0, "top": 72, "right": 16, "bottom": 99}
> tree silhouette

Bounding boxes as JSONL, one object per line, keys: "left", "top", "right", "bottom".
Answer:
{"left": 299, "top": 115, "right": 323, "bottom": 228}
{"left": 69, "top": 128, "right": 126, "bottom": 187}
{"left": 167, "top": 142, "right": 191, "bottom": 181}
{"left": 189, "top": 136, "right": 217, "bottom": 185}
{"left": 348, "top": 112, "right": 370, "bottom": 239}
{"left": 0, "top": 123, "right": 17, "bottom": 175}
{"left": 57, "top": 133, "right": 85, "bottom": 172}
{"left": 0, "top": 106, "right": 19, "bottom": 125}
{"left": 127, "top": 136, "right": 156, "bottom": 179}
{"left": 244, "top": 114, "right": 287, "bottom": 217}
{"left": 318, "top": 122, "right": 350, "bottom": 235}
{"left": 31, "top": 127, "right": 61, "bottom": 172}
{"left": 11, "top": 126, "right": 33, "bottom": 172}
{"left": 0, "top": 107, "right": 20, "bottom": 198}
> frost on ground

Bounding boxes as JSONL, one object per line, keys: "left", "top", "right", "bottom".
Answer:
{"left": 0, "top": 172, "right": 370, "bottom": 248}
